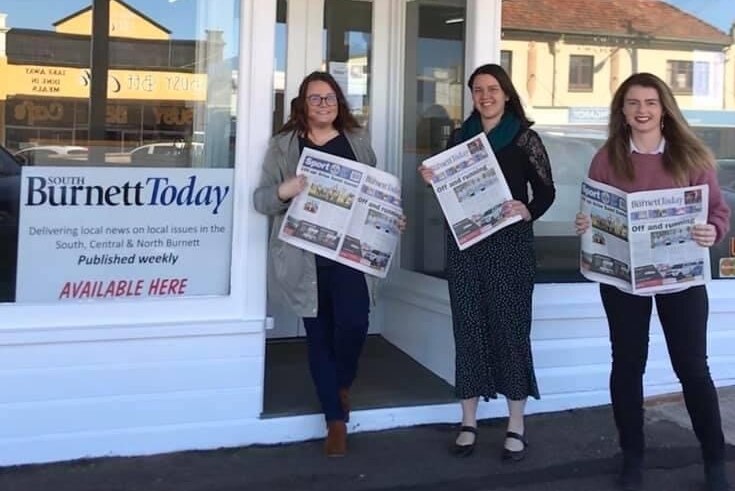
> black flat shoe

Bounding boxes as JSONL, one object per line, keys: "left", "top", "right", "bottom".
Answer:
{"left": 450, "top": 426, "right": 477, "bottom": 457}
{"left": 501, "top": 431, "right": 528, "bottom": 462}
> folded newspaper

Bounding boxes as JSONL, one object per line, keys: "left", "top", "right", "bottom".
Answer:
{"left": 278, "top": 148, "right": 403, "bottom": 278}
{"left": 421, "top": 132, "right": 521, "bottom": 250}
{"left": 579, "top": 178, "right": 711, "bottom": 294}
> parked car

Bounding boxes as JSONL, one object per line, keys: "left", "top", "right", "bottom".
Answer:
{"left": 14, "top": 145, "right": 88, "bottom": 165}
{"left": 717, "top": 159, "right": 735, "bottom": 188}
{"left": 534, "top": 128, "right": 605, "bottom": 236}
{"left": 129, "top": 141, "right": 203, "bottom": 166}
{"left": 532, "top": 126, "right": 606, "bottom": 281}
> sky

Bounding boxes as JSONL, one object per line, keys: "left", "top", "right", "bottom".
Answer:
{"left": 0, "top": 0, "right": 732, "bottom": 40}
{"left": 0, "top": 0, "right": 237, "bottom": 43}
{"left": 669, "top": 0, "right": 734, "bottom": 33}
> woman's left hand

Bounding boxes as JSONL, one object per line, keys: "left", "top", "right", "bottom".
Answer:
{"left": 502, "top": 200, "right": 531, "bottom": 221}
{"left": 692, "top": 223, "right": 717, "bottom": 247}
{"left": 397, "top": 214, "right": 407, "bottom": 233}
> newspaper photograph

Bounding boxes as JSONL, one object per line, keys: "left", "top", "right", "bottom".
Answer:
{"left": 278, "top": 148, "right": 402, "bottom": 278}
{"left": 580, "top": 178, "right": 710, "bottom": 294}
{"left": 421, "top": 132, "right": 521, "bottom": 250}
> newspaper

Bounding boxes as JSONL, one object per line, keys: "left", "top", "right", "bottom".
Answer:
{"left": 580, "top": 178, "right": 711, "bottom": 294}
{"left": 278, "top": 148, "right": 402, "bottom": 278}
{"left": 421, "top": 132, "right": 522, "bottom": 250}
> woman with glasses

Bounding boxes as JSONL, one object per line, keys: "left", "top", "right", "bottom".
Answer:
{"left": 418, "top": 64, "right": 555, "bottom": 461}
{"left": 254, "top": 71, "right": 380, "bottom": 458}
{"left": 575, "top": 72, "right": 731, "bottom": 491}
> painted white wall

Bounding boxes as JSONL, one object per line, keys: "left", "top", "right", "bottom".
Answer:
{"left": 2, "top": 0, "right": 733, "bottom": 468}
{"left": 379, "top": 0, "right": 735, "bottom": 424}
{"left": 381, "top": 272, "right": 735, "bottom": 420}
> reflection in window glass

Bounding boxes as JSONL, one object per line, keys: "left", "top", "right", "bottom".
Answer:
{"left": 499, "top": 0, "right": 735, "bottom": 282}
{"left": 2, "top": 0, "right": 238, "bottom": 169}
{"left": 0, "top": 0, "right": 240, "bottom": 304}
{"left": 400, "top": 1, "right": 465, "bottom": 277}
{"left": 323, "top": 0, "right": 372, "bottom": 127}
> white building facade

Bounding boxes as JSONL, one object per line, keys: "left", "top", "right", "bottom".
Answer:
{"left": 1, "top": 0, "right": 734, "bottom": 466}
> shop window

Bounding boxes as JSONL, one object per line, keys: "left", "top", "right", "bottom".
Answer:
{"left": 500, "top": 50, "right": 513, "bottom": 78}
{"left": 568, "top": 55, "right": 593, "bottom": 91}
{"left": 494, "top": 0, "right": 734, "bottom": 283}
{"left": 0, "top": 0, "right": 240, "bottom": 304}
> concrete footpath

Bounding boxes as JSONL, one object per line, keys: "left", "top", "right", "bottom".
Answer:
{"left": 1, "top": 388, "right": 734, "bottom": 491}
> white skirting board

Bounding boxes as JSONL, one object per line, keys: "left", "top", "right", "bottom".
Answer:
{"left": 4, "top": 380, "right": 734, "bottom": 467}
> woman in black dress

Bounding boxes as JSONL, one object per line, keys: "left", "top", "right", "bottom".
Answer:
{"left": 419, "top": 64, "right": 555, "bottom": 460}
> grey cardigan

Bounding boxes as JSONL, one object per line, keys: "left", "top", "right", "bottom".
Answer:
{"left": 253, "top": 128, "right": 377, "bottom": 317}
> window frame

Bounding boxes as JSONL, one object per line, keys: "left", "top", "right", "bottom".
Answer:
{"left": 667, "top": 59, "right": 694, "bottom": 95}
{"left": 500, "top": 49, "right": 513, "bottom": 77}
{"left": 568, "top": 54, "right": 594, "bottom": 92}
{"left": 0, "top": 0, "right": 274, "bottom": 332}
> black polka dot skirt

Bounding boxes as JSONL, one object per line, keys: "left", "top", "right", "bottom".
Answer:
{"left": 446, "top": 220, "right": 539, "bottom": 401}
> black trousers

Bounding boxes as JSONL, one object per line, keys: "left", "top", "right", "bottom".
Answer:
{"left": 303, "top": 260, "right": 369, "bottom": 422}
{"left": 600, "top": 284, "right": 725, "bottom": 463}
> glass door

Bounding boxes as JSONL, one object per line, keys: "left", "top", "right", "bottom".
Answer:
{"left": 266, "top": 0, "right": 374, "bottom": 338}
{"left": 400, "top": 0, "right": 466, "bottom": 277}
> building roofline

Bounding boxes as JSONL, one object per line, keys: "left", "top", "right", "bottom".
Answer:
{"left": 502, "top": 26, "right": 731, "bottom": 49}
{"left": 52, "top": 0, "right": 171, "bottom": 35}
{"left": 7, "top": 27, "right": 196, "bottom": 46}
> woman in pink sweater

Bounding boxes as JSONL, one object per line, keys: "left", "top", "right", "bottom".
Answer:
{"left": 575, "top": 73, "right": 731, "bottom": 491}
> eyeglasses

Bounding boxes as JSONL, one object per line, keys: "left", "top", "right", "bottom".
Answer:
{"left": 306, "top": 94, "right": 338, "bottom": 107}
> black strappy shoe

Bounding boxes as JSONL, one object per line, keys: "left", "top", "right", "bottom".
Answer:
{"left": 501, "top": 431, "right": 528, "bottom": 462}
{"left": 450, "top": 426, "right": 477, "bottom": 457}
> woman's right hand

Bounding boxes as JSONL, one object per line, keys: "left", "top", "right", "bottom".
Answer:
{"left": 575, "top": 212, "right": 591, "bottom": 235}
{"left": 417, "top": 165, "right": 434, "bottom": 185}
{"left": 277, "top": 175, "right": 307, "bottom": 202}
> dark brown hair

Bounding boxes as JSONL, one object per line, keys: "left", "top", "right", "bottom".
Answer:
{"left": 467, "top": 63, "right": 533, "bottom": 128}
{"left": 606, "top": 72, "right": 714, "bottom": 185}
{"left": 279, "top": 71, "right": 360, "bottom": 135}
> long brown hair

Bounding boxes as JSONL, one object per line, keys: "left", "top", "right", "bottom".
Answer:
{"left": 278, "top": 71, "right": 360, "bottom": 135}
{"left": 467, "top": 63, "right": 533, "bottom": 128}
{"left": 606, "top": 72, "right": 714, "bottom": 185}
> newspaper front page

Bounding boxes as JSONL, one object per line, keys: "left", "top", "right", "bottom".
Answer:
{"left": 278, "top": 148, "right": 402, "bottom": 278}
{"left": 422, "top": 132, "right": 521, "bottom": 250}
{"left": 580, "top": 178, "right": 710, "bottom": 294}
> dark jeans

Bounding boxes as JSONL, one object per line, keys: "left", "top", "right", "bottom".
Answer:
{"left": 303, "top": 259, "right": 369, "bottom": 422}
{"left": 600, "top": 284, "right": 725, "bottom": 463}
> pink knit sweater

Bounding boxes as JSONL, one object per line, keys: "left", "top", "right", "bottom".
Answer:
{"left": 588, "top": 148, "right": 731, "bottom": 243}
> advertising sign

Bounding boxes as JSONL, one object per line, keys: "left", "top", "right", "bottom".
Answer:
{"left": 15, "top": 167, "right": 233, "bottom": 302}
{"left": 2, "top": 65, "right": 208, "bottom": 101}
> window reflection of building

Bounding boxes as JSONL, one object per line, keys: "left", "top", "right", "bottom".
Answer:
{"left": 498, "top": 0, "right": 735, "bottom": 282}
{"left": 0, "top": 0, "right": 224, "bottom": 164}
{"left": 501, "top": 1, "right": 734, "bottom": 115}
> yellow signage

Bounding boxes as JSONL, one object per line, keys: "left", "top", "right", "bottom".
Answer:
{"left": 2, "top": 65, "right": 207, "bottom": 101}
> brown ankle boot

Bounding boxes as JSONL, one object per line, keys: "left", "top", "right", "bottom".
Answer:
{"left": 339, "top": 388, "right": 351, "bottom": 423}
{"left": 325, "top": 420, "right": 347, "bottom": 457}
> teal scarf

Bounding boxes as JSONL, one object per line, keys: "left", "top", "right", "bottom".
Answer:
{"left": 459, "top": 111, "right": 521, "bottom": 152}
